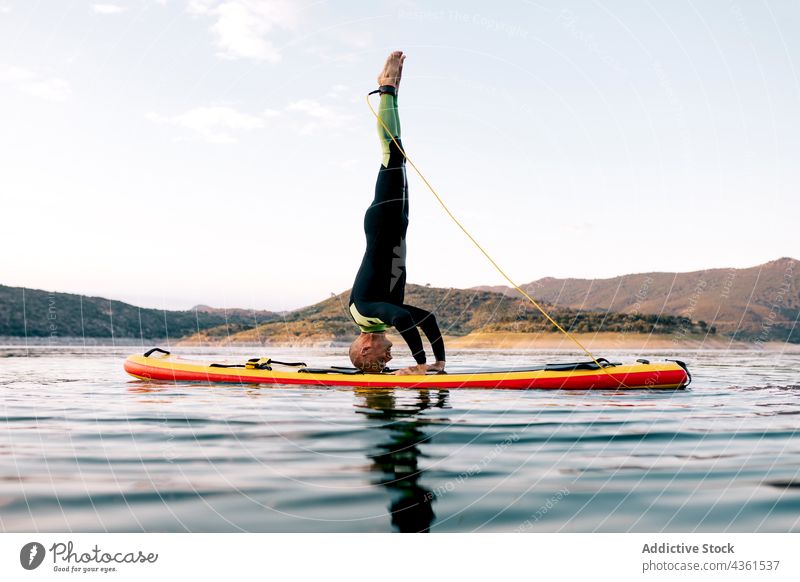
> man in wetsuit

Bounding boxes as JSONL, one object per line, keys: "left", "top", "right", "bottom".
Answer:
{"left": 349, "top": 51, "right": 446, "bottom": 375}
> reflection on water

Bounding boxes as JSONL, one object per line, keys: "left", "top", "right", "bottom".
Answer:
{"left": 1, "top": 346, "right": 799, "bottom": 532}
{"left": 357, "top": 389, "right": 449, "bottom": 532}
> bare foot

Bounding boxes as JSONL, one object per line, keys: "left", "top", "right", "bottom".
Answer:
{"left": 395, "top": 363, "right": 428, "bottom": 376}
{"left": 428, "top": 361, "right": 446, "bottom": 373}
{"left": 377, "top": 50, "right": 406, "bottom": 89}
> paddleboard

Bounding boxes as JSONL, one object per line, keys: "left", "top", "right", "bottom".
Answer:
{"left": 124, "top": 348, "right": 690, "bottom": 390}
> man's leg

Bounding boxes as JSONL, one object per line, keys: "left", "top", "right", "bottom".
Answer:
{"left": 372, "top": 89, "right": 408, "bottom": 303}
{"left": 356, "top": 52, "right": 408, "bottom": 301}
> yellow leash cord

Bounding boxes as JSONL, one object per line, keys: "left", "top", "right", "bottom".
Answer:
{"left": 366, "top": 93, "right": 626, "bottom": 381}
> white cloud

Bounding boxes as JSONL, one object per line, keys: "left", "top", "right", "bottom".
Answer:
{"left": 325, "top": 84, "right": 349, "bottom": 99}
{"left": 286, "top": 99, "right": 336, "bottom": 119}
{"left": 188, "top": 0, "right": 299, "bottom": 62}
{"left": 0, "top": 65, "right": 31, "bottom": 83}
{"left": 92, "top": 3, "right": 127, "bottom": 14}
{"left": 0, "top": 4, "right": 12, "bottom": 14}
{"left": 146, "top": 105, "right": 271, "bottom": 143}
{"left": 146, "top": 94, "right": 353, "bottom": 142}
{"left": 0, "top": 65, "right": 71, "bottom": 102}
{"left": 286, "top": 98, "right": 353, "bottom": 134}
{"left": 24, "top": 78, "right": 72, "bottom": 101}
{"left": 338, "top": 158, "right": 358, "bottom": 171}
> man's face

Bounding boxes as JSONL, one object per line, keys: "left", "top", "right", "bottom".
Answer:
{"left": 364, "top": 333, "right": 393, "bottom": 371}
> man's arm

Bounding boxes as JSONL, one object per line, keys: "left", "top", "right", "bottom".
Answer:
{"left": 403, "top": 304, "right": 446, "bottom": 364}
{"left": 357, "top": 302, "right": 427, "bottom": 365}
{"left": 394, "top": 306, "right": 446, "bottom": 375}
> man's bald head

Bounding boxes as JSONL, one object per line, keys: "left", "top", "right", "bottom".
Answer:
{"left": 349, "top": 332, "right": 393, "bottom": 373}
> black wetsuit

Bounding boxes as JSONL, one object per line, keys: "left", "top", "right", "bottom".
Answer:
{"left": 349, "top": 89, "right": 446, "bottom": 365}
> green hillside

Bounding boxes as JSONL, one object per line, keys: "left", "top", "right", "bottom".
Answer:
{"left": 6, "top": 257, "right": 796, "bottom": 345}
{"left": 184, "top": 284, "right": 713, "bottom": 344}
{"left": 0, "top": 285, "right": 277, "bottom": 340}
{"left": 475, "top": 257, "right": 800, "bottom": 343}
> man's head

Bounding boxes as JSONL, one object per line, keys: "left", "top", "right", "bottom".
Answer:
{"left": 349, "top": 332, "right": 393, "bottom": 373}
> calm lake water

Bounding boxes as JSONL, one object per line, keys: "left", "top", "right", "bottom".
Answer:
{"left": 1, "top": 345, "right": 799, "bottom": 532}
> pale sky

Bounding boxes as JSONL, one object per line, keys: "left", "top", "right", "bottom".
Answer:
{"left": 1, "top": 0, "right": 798, "bottom": 311}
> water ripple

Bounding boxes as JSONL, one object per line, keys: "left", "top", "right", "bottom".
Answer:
{"left": 1, "top": 346, "right": 799, "bottom": 532}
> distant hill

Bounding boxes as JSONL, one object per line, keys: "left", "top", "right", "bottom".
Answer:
{"left": 3, "top": 257, "right": 796, "bottom": 345}
{"left": 472, "top": 257, "right": 800, "bottom": 342}
{"left": 192, "top": 304, "right": 287, "bottom": 318}
{"left": 183, "top": 284, "right": 712, "bottom": 345}
{"left": 0, "top": 285, "right": 278, "bottom": 340}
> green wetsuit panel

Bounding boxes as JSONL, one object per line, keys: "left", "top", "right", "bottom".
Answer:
{"left": 378, "top": 92, "right": 401, "bottom": 167}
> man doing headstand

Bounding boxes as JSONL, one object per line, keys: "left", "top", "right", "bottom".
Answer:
{"left": 348, "top": 51, "right": 446, "bottom": 376}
